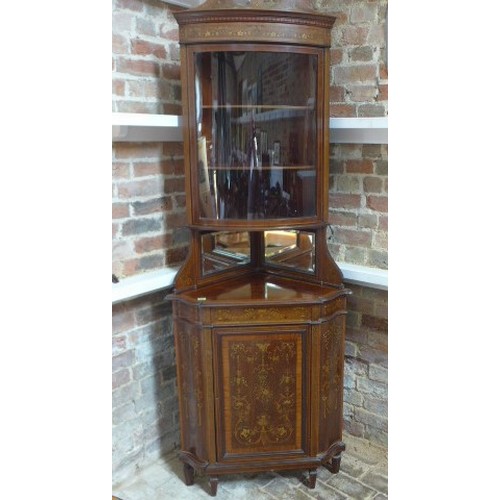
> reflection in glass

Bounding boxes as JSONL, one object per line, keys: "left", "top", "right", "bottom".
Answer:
{"left": 194, "top": 51, "right": 318, "bottom": 220}
{"left": 265, "top": 230, "right": 315, "bottom": 273}
{"left": 201, "top": 231, "right": 251, "bottom": 276}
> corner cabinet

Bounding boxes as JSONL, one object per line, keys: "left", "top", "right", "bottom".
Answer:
{"left": 168, "top": 1, "right": 351, "bottom": 495}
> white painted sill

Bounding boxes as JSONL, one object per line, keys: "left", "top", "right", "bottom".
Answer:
{"left": 112, "top": 113, "right": 388, "bottom": 144}
{"left": 111, "top": 263, "right": 388, "bottom": 304}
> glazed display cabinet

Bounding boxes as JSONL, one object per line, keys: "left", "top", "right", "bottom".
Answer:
{"left": 169, "top": 1, "right": 351, "bottom": 496}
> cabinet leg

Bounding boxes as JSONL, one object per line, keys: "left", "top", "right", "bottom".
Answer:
{"left": 306, "top": 469, "right": 317, "bottom": 489}
{"left": 324, "top": 453, "right": 342, "bottom": 474}
{"left": 183, "top": 463, "right": 195, "bottom": 486}
{"left": 208, "top": 476, "right": 218, "bottom": 496}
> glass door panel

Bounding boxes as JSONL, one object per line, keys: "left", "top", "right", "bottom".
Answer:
{"left": 194, "top": 50, "right": 318, "bottom": 221}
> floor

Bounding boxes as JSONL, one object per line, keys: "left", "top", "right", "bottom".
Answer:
{"left": 112, "top": 433, "right": 388, "bottom": 499}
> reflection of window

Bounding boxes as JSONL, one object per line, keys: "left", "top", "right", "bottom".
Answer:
{"left": 201, "top": 232, "right": 251, "bottom": 276}
{"left": 264, "top": 230, "right": 315, "bottom": 273}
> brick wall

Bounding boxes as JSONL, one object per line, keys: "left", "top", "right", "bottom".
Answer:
{"left": 344, "top": 285, "right": 388, "bottom": 446}
{"left": 324, "top": 0, "right": 388, "bottom": 118}
{"left": 112, "top": 0, "right": 389, "bottom": 485}
{"left": 112, "top": 0, "right": 187, "bottom": 279}
{"left": 112, "top": 291, "right": 178, "bottom": 485}
{"left": 328, "top": 143, "right": 388, "bottom": 269}
{"left": 112, "top": 0, "right": 182, "bottom": 115}
{"left": 112, "top": 141, "right": 188, "bottom": 278}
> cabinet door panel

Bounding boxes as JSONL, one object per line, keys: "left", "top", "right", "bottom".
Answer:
{"left": 213, "top": 326, "right": 308, "bottom": 461}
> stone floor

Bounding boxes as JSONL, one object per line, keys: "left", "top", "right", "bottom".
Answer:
{"left": 113, "top": 433, "right": 388, "bottom": 499}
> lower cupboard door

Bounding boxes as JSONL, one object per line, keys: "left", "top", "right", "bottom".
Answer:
{"left": 213, "top": 325, "right": 309, "bottom": 462}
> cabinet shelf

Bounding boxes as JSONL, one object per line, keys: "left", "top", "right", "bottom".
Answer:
{"left": 203, "top": 104, "right": 312, "bottom": 110}
{"left": 206, "top": 165, "right": 314, "bottom": 171}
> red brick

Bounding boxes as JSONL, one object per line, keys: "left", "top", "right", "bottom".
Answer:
{"left": 162, "top": 63, "right": 181, "bottom": 80}
{"left": 329, "top": 85, "right": 345, "bottom": 102}
{"left": 161, "top": 27, "right": 179, "bottom": 42}
{"left": 330, "top": 103, "right": 356, "bottom": 117}
{"left": 166, "top": 211, "right": 187, "bottom": 228}
{"left": 112, "top": 34, "right": 128, "bottom": 55}
{"left": 112, "top": 304, "right": 135, "bottom": 334}
{"left": 134, "top": 234, "right": 170, "bottom": 254}
{"left": 330, "top": 193, "right": 362, "bottom": 209}
{"left": 335, "top": 228, "right": 372, "bottom": 246}
{"left": 363, "top": 176, "right": 383, "bottom": 193}
{"left": 113, "top": 350, "right": 135, "bottom": 372}
{"left": 379, "top": 215, "right": 388, "bottom": 231}
{"left": 127, "top": 79, "right": 162, "bottom": 99}
{"left": 133, "top": 161, "right": 169, "bottom": 177}
{"left": 349, "top": 85, "right": 378, "bottom": 102}
{"left": 113, "top": 202, "right": 130, "bottom": 219}
{"left": 331, "top": 211, "right": 357, "bottom": 227}
{"left": 367, "top": 195, "right": 388, "bottom": 213}
{"left": 163, "top": 142, "right": 184, "bottom": 157}
{"left": 377, "top": 84, "right": 388, "bottom": 102}
{"left": 122, "top": 254, "right": 165, "bottom": 276}
{"left": 379, "top": 62, "right": 388, "bottom": 81}
{"left": 116, "top": 57, "right": 160, "bottom": 77}
{"left": 330, "top": 48, "right": 343, "bottom": 65}
{"left": 114, "top": 142, "right": 163, "bottom": 160}
{"left": 359, "top": 104, "right": 386, "bottom": 117}
{"left": 131, "top": 39, "right": 166, "bottom": 59}
{"left": 112, "top": 368, "right": 131, "bottom": 389}
{"left": 132, "top": 196, "right": 171, "bottom": 215}
{"left": 348, "top": 294, "right": 375, "bottom": 315}
{"left": 118, "top": 178, "right": 163, "bottom": 199}
{"left": 335, "top": 64, "right": 377, "bottom": 85}
{"left": 113, "top": 79, "right": 125, "bottom": 96}
{"left": 163, "top": 103, "right": 183, "bottom": 115}
{"left": 345, "top": 326, "right": 368, "bottom": 345}
{"left": 342, "top": 26, "right": 370, "bottom": 45}
{"left": 164, "top": 177, "right": 186, "bottom": 194}
{"left": 358, "top": 214, "right": 378, "bottom": 229}
{"left": 346, "top": 159, "right": 373, "bottom": 174}
{"left": 112, "top": 335, "right": 127, "bottom": 356}
{"left": 362, "top": 314, "right": 388, "bottom": 333}
{"left": 112, "top": 162, "right": 130, "bottom": 179}
{"left": 367, "top": 24, "right": 386, "bottom": 46}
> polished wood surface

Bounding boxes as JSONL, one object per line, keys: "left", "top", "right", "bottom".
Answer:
{"left": 171, "top": 1, "right": 347, "bottom": 496}
{"left": 177, "top": 273, "right": 346, "bottom": 304}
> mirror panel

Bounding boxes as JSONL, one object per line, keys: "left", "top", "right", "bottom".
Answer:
{"left": 264, "top": 230, "right": 315, "bottom": 273}
{"left": 201, "top": 231, "right": 251, "bottom": 276}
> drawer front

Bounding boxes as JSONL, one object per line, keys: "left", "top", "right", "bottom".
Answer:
{"left": 213, "top": 325, "right": 309, "bottom": 462}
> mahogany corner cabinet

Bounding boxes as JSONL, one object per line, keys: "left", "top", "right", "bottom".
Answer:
{"left": 168, "top": 1, "right": 351, "bottom": 495}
